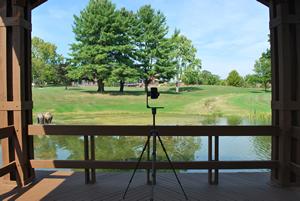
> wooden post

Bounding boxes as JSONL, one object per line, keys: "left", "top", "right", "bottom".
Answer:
{"left": 269, "top": 0, "right": 300, "bottom": 186}
{"left": 90, "top": 136, "right": 96, "bottom": 184}
{"left": 84, "top": 136, "right": 90, "bottom": 184}
{"left": 0, "top": 0, "right": 12, "bottom": 182}
{"left": 0, "top": 0, "right": 34, "bottom": 185}
{"left": 208, "top": 136, "right": 219, "bottom": 185}
{"left": 84, "top": 136, "right": 96, "bottom": 184}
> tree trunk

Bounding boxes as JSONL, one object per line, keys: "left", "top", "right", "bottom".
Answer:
{"left": 119, "top": 80, "right": 125, "bottom": 93}
{"left": 176, "top": 80, "right": 180, "bottom": 93}
{"left": 264, "top": 82, "right": 267, "bottom": 92}
{"left": 97, "top": 79, "right": 105, "bottom": 93}
{"left": 144, "top": 81, "right": 149, "bottom": 92}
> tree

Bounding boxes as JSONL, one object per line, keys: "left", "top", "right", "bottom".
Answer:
{"left": 244, "top": 74, "right": 259, "bottom": 88}
{"left": 134, "top": 5, "right": 176, "bottom": 91}
{"left": 226, "top": 70, "right": 243, "bottom": 87}
{"left": 57, "top": 60, "right": 72, "bottom": 89}
{"left": 171, "top": 29, "right": 201, "bottom": 92}
{"left": 254, "top": 49, "right": 271, "bottom": 91}
{"left": 111, "top": 66, "right": 139, "bottom": 92}
{"left": 32, "top": 37, "right": 63, "bottom": 87}
{"left": 70, "top": 0, "right": 121, "bottom": 93}
{"left": 199, "top": 70, "right": 220, "bottom": 85}
{"left": 110, "top": 8, "right": 139, "bottom": 92}
{"left": 182, "top": 67, "right": 201, "bottom": 85}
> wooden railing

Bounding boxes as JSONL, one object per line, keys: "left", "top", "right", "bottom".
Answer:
{"left": 28, "top": 125, "right": 280, "bottom": 184}
{"left": 0, "top": 126, "right": 16, "bottom": 178}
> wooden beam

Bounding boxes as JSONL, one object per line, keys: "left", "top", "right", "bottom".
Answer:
{"left": 292, "top": 127, "right": 300, "bottom": 140}
{"left": 28, "top": 125, "right": 279, "bottom": 137}
{"left": 291, "top": 162, "right": 300, "bottom": 176}
{"left": 0, "top": 101, "right": 33, "bottom": 111}
{"left": 0, "top": 162, "right": 16, "bottom": 177}
{"left": 0, "top": 16, "right": 32, "bottom": 30}
{"left": 31, "top": 0, "right": 47, "bottom": 9}
{"left": 30, "top": 160, "right": 278, "bottom": 170}
{"left": 257, "top": 0, "right": 270, "bottom": 7}
{"left": 0, "top": 126, "right": 14, "bottom": 140}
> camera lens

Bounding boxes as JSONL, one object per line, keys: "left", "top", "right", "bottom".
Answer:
{"left": 150, "top": 87, "right": 160, "bottom": 99}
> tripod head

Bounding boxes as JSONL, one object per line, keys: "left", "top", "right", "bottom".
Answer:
{"left": 146, "top": 87, "right": 164, "bottom": 110}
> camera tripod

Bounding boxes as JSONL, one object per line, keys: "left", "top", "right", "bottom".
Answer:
{"left": 122, "top": 106, "right": 188, "bottom": 201}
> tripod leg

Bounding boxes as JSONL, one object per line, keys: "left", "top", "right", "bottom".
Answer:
{"left": 157, "top": 136, "right": 189, "bottom": 200}
{"left": 150, "top": 133, "right": 156, "bottom": 201}
{"left": 147, "top": 136, "right": 151, "bottom": 184}
{"left": 122, "top": 137, "right": 150, "bottom": 200}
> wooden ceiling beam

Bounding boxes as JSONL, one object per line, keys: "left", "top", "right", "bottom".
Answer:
{"left": 31, "top": 0, "right": 47, "bottom": 9}
{"left": 257, "top": 0, "right": 270, "bottom": 7}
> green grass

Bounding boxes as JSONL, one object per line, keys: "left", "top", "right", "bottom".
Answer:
{"left": 32, "top": 85, "right": 271, "bottom": 125}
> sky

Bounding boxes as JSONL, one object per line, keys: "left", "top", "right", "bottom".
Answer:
{"left": 32, "top": 0, "right": 270, "bottom": 79}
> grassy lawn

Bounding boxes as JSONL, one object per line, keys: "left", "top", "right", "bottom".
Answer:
{"left": 32, "top": 85, "right": 271, "bottom": 125}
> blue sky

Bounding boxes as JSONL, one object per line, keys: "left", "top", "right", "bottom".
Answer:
{"left": 32, "top": 0, "right": 270, "bottom": 78}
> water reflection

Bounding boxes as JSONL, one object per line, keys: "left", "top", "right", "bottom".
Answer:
{"left": 34, "top": 136, "right": 200, "bottom": 163}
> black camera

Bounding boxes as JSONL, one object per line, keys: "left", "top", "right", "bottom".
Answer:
{"left": 148, "top": 87, "right": 160, "bottom": 99}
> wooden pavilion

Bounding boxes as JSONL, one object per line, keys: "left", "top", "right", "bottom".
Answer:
{"left": 0, "top": 0, "right": 300, "bottom": 200}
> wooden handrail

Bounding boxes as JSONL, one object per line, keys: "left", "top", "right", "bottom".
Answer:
{"left": 292, "top": 127, "right": 300, "bottom": 140}
{"left": 0, "top": 162, "right": 16, "bottom": 177}
{"left": 291, "top": 162, "right": 300, "bottom": 176}
{"left": 30, "top": 160, "right": 278, "bottom": 170}
{"left": 0, "top": 126, "right": 14, "bottom": 140}
{"left": 28, "top": 125, "right": 279, "bottom": 137}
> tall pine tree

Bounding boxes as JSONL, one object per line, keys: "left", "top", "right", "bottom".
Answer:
{"left": 134, "top": 5, "right": 176, "bottom": 91}
{"left": 70, "top": 0, "right": 121, "bottom": 93}
{"left": 110, "top": 8, "right": 139, "bottom": 92}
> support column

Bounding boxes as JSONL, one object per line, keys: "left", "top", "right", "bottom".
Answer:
{"left": 269, "top": 0, "right": 300, "bottom": 186}
{"left": 0, "top": 0, "right": 34, "bottom": 185}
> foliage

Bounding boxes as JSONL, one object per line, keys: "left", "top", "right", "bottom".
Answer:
{"left": 253, "top": 49, "right": 271, "bottom": 91}
{"left": 244, "top": 74, "right": 259, "bottom": 88}
{"left": 133, "top": 5, "right": 176, "bottom": 90}
{"left": 70, "top": 0, "right": 122, "bottom": 93}
{"left": 199, "top": 70, "right": 220, "bottom": 85}
{"left": 181, "top": 67, "right": 201, "bottom": 85}
{"left": 32, "top": 37, "right": 63, "bottom": 87}
{"left": 170, "top": 29, "right": 201, "bottom": 90}
{"left": 226, "top": 70, "right": 243, "bottom": 87}
{"left": 110, "top": 8, "right": 139, "bottom": 92}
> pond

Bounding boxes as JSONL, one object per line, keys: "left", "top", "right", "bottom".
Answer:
{"left": 0, "top": 115, "right": 271, "bottom": 172}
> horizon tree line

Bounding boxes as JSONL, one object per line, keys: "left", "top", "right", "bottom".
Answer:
{"left": 32, "top": 0, "right": 271, "bottom": 92}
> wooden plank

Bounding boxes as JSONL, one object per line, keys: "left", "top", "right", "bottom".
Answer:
{"left": 31, "top": 0, "right": 47, "bottom": 9}
{"left": 24, "top": 1, "right": 35, "bottom": 180}
{"left": 208, "top": 136, "right": 212, "bottom": 183}
{"left": 257, "top": 0, "right": 270, "bottom": 7}
{"left": 2, "top": 172, "right": 300, "bottom": 201}
{"left": 0, "top": 0, "right": 10, "bottom": 181}
{"left": 0, "top": 126, "right": 14, "bottom": 140}
{"left": 272, "top": 101, "right": 300, "bottom": 110}
{"left": 11, "top": 4, "right": 28, "bottom": 185}
{"left": 292, "top": 127, "right": 300, "bottom": 140}
{"left": 28, "top": 125, "right": 279, "bottom": 137}
{"left": 0, "top": 162, "right": 16, "bottom": 177}
{"left": 84, "top": 136, "right": 89, "bottom": 184}
{"left": 275, "top": 1, "right": 294, "bottom": 185}
{"left": 215, "top": 136, "right": 219, "bottom": 184}
{"left": 0, "top": 101, "right": 33, "bottom": 111}
{"left": 0, "top": 16, "right": 32, "bottom": 30}
{"left": 291, "top": 162, "right": 300, "bottom": 176}
{"left": 90, "top": 136, "right": 96, "bottom": 183}
{"left": 30, "top": 160, "right": 278, "bottom": 170}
